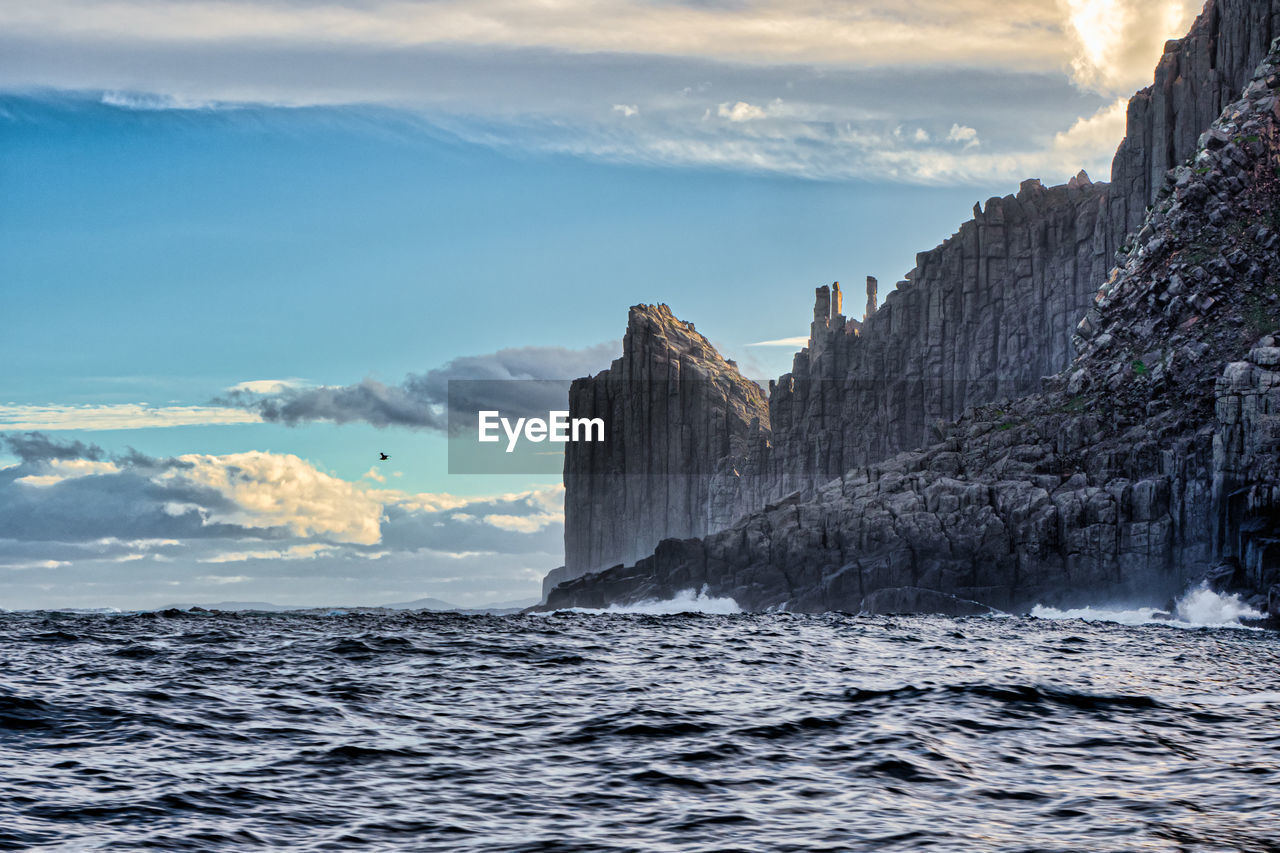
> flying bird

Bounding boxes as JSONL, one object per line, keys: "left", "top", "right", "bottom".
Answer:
{"left": 379, "top": 452, "right": 389, "bottom": 461}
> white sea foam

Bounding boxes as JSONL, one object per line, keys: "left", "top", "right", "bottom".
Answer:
{"left": 1174, "top": 583, "right": 1265, "bottom": 625}
{"left": 1031, "top": 583, "right": 1265, "bottom": 629}
{"left": 553, "top": 587, "right": 742, "bottom": 615}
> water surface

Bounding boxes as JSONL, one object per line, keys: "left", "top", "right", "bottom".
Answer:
{"left": 2, "top": 610, "right": 1277, "bottom": 851}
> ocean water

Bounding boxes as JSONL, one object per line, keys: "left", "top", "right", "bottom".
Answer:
{"left": 2, "top": 599, "right": 1278, "bottom": 851}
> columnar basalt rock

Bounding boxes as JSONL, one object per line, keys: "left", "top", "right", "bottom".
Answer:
{"left": 1106, "top": 0, "right": 1280, "bottom": 259}
{"left": 560, "top": 304, "right": 769, "bottom": 582}
{"left": 547, "top": 34, "right": 1280, "bottom": 616}
{"left": 864, "top": 276, "right": 877, "bottom": 321}
{"left": 708, "top": 176, "right": 1111, "bottom": 526}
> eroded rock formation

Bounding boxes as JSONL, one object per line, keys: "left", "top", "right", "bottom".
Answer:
{"left": 548, "top": 32, "right": 1280, "bottom": 616}
{"left": 561, "top": 304, "right": 769, "bottom": 582}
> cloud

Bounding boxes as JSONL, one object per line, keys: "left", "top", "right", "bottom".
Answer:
{"left": 100, "top": 90, "right": 217, "bottom": 110}
{"left": 16, "top": 458, "right": 120, "bottom": 487}
{"left": 0, "top": 434, "right": 571, "bottom": 607}
{"left": 1, "top": 559, "right": 69, "bottom": 570}
{"left": 1059, "top": 0, "right": 1201, "bottom": 95}
{"left": 482, "top": 512, "right": 562, "bottom": 533}
{"left": 199, "top": 543, "right": 334, "bottom": 563}
{"left": 1048, "top": 95, "right": 1128, "bottom": 161}
{"left": 718, "top": 100, "right": 767, "bottom": 122}
{"left": 0, "top": 403, "right": 261, "bottom": 431}
{"left": 0, "top": 432, "right": 566, "bottom": 573}
{"left": 946, "top": 123, "right": 979, "bottom": 148}
{"left": 220, "top": 342, "right": 617, "bottom": 430}
{"left": 221, "top": 378, "right": 440, "bottom": 429}
{"left": 0, "top": 1, "right": 1077, "bottom": 72}
{"left": 158, "top": 451, "right": 385, "bottom": 545}
{"left": 0, "top": 2, "right": 1203, "bottom": 187}
{"left": 746, "top": 336, "right": 810, "bottom": 347}
{"left": 3, "top": 432, "right": 106, "bottom": 463}
{"left": 224, "top": 378, "right": 306, "bottom": 394}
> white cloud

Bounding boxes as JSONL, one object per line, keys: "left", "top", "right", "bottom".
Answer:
{"left": 159, "top": 451, "right": 384, "bottom": 544}
{"left": 718, "top": 101, "right": 767, "bottom": 122}
{"left": 0, "top": 403, "right": 261, "bottom": 431}
{"left": 747, "top": 336, "right": 810, "bottom": 348}
{"left": 0, "top": 559, "right": 69, "bottom": 570}
{"left": 1048, "top": 95, "right": 1128, "bottom": 162}
{"left": 1059, "top": 0, "right": 1201, "bottom": 95}
{"left": 224, "top": 378, "right": 307, "bottom": 394}
{"left": 199, "top": 543, "right": 334, "bottom": 563}
{"left": 16, "top": 458, "right": 120, "bottom": 487}
{"left": 0, "top": 1, "right": 1073, "bottom": 72}
{"left": 0, "top": 1, "right": 1206, "bottom": 189}
{"left": 946, "top": 123, "right": 979, "bottom": 148}
{"left": 361, "top": 466, "right": 386, "bottom": 483}
{"left": 198, "top": 574, "right": 251, "bottom": 584}
{"left": 101, "top": 91, "right": 217, "bottom": 110}
{"left": 483, "top": 512, "right": 562, "bottom": 533}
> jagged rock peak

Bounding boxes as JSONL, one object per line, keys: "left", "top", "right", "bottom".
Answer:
{"left": 619, "top": 303, "right": 758, "bottom": 385}
{"left": 561, "top": 302, "right": 771, "bottom": 582}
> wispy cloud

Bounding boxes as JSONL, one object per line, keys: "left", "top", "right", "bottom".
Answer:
{"left": 218, "top": 343, "right": 617, "bottom": 430}
{"left": 223, "top": 378, "right": 307, "bottom": 394}
{"left": 0, "top": 403, "right": 261, "bottom": 431}
{"left": 0, "top": 1, "right": 1073, "bottom": 71}
{"left": 0, "top": 1, "right": 1203, "bottom": 185}
{"left": 746, "top": 336, "right": 810, "bottom": 348}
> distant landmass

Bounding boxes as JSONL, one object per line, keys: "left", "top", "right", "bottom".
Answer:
{"left": 158, "top": 596, "right": 539, "bottom": 613}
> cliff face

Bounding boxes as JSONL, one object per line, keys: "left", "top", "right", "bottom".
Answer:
{"left": 711, "top": 175, "right": 1110, "bottom": 527}
{"left": 1108, "top": 0, "right": 1280, "bottom": 257}
{"left": 550, "top": 0, "right": 1280, "bottom": 604}
{"left": 561, "top": 304, "right": 769, "bottom": 581}
{"left": 547, "top": 41, "right": 1280, "bottom": 614}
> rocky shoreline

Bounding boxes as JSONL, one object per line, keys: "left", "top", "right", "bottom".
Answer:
{"left": 543, "top": 3, "right": 1280, "bottom": 618}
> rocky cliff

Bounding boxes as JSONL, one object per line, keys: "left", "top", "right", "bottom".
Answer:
{"left": 548, "top": 31, "right": 1280, "bottom": 617}
{"left": 561, "top": 304, "right": 769, "bottom": 582}
{"left": 1107, "top": 0, "right": 1280, "bottom": 256}
{"left": 709, "top": 174, "right": 1111, "bottom": 527}
{"left": 549, "top": 0, "right": 1280, "bottom": 608}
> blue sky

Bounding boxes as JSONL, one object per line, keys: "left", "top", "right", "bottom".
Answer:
{"left": 0, "top": 0, "right": 1202, "bottom": 609}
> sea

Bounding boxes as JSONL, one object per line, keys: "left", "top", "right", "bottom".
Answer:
{"left": 2, "top": 588, "right": 1278, "bottom": 852}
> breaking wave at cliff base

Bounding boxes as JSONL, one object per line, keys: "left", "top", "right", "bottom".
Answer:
{"left": 1031, "top": 583, "right": 1265, "bottom": 628}
{"left": 551, "top": 586, "right": 743, "bottom": 615}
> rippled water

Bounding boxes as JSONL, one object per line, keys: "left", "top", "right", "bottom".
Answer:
{"left": 2, "top": 610, "right": 1278, "bottom": 851}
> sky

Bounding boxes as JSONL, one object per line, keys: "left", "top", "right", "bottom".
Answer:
{"left": 0, "top": 0, "right": 1204, "bottom": 609}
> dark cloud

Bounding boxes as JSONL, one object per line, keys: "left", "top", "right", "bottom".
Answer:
{"left": 222, "top": 378, "right": 439, "bottom": 429}
{"left": 218, "top": 343, "right": 617, "bottom": 430}
{"left": 3, "top": 432, "right": 106, "bottom": 463}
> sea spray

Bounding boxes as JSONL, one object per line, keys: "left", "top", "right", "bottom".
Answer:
{"left": 1032, "top": 583, "right": 1264, "bottom": 628}
{"left": 549, "top": 586, "right": 742, "bottom": 615}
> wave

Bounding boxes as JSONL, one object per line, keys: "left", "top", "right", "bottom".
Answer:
{"left": 554, "top": 587, "right": 742, "bottom": 615}
{"left": 1031, "top": 584, "right": 1265, "bottom": 629}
